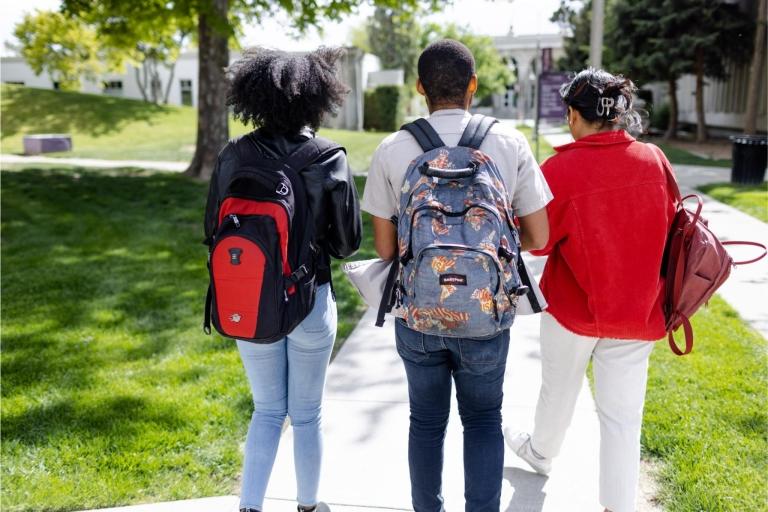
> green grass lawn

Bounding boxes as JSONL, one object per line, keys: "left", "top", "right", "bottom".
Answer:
{"left": 0, "top": 164, "right": 374, "bottom": 511}
{"left": 0, "top": 85, "right": 387, "bottom": 173}
{"left": 653, "top": 142, "right": 732, "bottom": 168}
{"left": 698, "top": 182, "right": 768, "bottom": 223}
{"left": 517, "top": 125, "right": 555, "bottom": 162}
{"left": 643, "top": 296, "right": 767, "bottom": 511}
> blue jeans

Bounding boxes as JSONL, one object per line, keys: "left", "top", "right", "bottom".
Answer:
{"left": 395, "top": 319, "right": 510, "bottom": 512}
{"left": 237, "top": 283, "right": 336, "bottom": 510}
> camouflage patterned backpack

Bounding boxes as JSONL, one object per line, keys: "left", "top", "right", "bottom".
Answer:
{"left": 391, "top": 115, "right": 538, "bottom": 338}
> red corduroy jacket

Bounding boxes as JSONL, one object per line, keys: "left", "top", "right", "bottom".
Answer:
{"left": 532, "top": 130, "right": 676, "bottom": 340}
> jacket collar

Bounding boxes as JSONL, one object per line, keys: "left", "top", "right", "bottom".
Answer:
{"left": 554, "top": 130, "right": 635, "bottom": 153}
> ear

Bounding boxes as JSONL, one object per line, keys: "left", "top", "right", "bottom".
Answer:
{"left": 569, "top": 106, "right": 581, "bottom": 125}
{"left": 416, "top": 79, "right": 426, "bottom": 97}
{"left": 467, "top": 74, "right": 478, "bottom": 95}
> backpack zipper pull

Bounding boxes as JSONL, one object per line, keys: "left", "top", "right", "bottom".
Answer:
{"left": 229, "top": 214, "right": 240, "bottom": 228}
{"left": 284, "top": 290, "right": 289, "bottom": 302}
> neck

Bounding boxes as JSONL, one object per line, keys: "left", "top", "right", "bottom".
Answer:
{"left": 426, "top": 96, "right": 471, "bottom": 114}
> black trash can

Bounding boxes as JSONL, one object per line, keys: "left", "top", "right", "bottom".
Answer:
{"left": 730, "top": 135, "right": 767, "bottom": 184}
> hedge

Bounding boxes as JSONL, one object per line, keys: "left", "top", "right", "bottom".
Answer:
{"left": 364, "top": 85, "right": 406, "bottom": 132}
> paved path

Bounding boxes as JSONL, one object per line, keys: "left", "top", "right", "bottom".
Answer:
{"left": 0, "top": 154, "right": 188, "bottom": 172}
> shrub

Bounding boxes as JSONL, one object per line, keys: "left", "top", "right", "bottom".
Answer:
{"left": 651, "top": 102, "right": 670, "bottom": 132}
{"left": 364, "top": 85, "right": 405, "bottom": 132}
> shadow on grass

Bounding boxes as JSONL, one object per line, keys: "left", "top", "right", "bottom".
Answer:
{"left": 2, "top": 395, "right": 185, "bottom": 445}
{"left": 0, "top": 85, "right": 171, "bottom": 141}
{"left": 1, "top": 167, "right": 214, "bottom": 398}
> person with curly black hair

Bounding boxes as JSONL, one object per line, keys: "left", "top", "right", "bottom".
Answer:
{"left": 203, "top": 46, "right": 361, "bottom": 512}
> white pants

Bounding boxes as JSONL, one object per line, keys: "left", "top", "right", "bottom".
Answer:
{"left": 531, "top": 312, "right": 655, "bottom": 512}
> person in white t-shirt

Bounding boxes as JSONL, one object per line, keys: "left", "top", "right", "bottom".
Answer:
{"left": 361, "top": 39, "right": 552, "bottom": 512}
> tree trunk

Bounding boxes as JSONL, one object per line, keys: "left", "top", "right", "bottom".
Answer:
{"left": 135, "top": 67, "right": 148, "bottom": 102}
{"left": 185, "top": 0, "right": 230, "bottom": 180}
{"left": 664, "top": 78, "right": 679, "bottom": 140}
{"left": 695, "top": 50, "right": 708, "bottom": 143}
{"left": 744, "top": 0, "right": 767, "bottom": 135}
{"left": 163, "top": 61, "right": 177, "bottom": 105}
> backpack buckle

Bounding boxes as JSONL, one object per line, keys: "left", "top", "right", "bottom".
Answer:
{"left": 288, "top": 264, "right": 309, "bottom": 283}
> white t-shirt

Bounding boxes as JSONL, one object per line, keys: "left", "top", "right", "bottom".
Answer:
{"left": 361, "top": 109, "right": 553, "bottom": 220}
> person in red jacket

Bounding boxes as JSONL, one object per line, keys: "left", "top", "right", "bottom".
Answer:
{"left": 505, "top": 69, "right": 676, "bottom": 512}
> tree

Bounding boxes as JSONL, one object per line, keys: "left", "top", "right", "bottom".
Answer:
{"left": 13, "top": 10, "right": 118, "bottom": 90}
{"left": 674, "top": 0, "right": 754, "bottom": 142}
{"left": 63, "top": 0, "right": 437, "bottom": 180}
{"left": 610, "top": 0, "right": 689, "bottom": 138}
{"left": 550, "top": 0, "right": 615, "bottom": 72}
{"left": 134, "top": 32, "right": 189, "bottom": 104}
{"left": 14, "top": 8, "right": 189, "bottom": 103}
{"left": 420, "top": 24, "right": 514, "bottom": 101}
{"left": 366, "top": 6, "right": 423, "bottom": 84}
{"left": 744, "top": 0, "right": 767, "bottom": 135}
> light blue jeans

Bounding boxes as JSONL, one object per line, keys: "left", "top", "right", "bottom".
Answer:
{"left": 237, "top": 283, "right": 336, "bottom": 510}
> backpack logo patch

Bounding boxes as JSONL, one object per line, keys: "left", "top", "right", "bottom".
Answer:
{"left": 228, "top": 248, "right": 242, "bottom": 265}
{"left": 275, "top": 183, "right": 290, "bottom": 196}
{"left": 440, "top": 274, "right": 467, "bottom": 286}
{"left": 229, "top": 313, "right": 242, "bottom": 323}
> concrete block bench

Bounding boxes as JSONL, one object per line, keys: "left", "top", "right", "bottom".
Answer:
{"left": 23, "top": 134, "right": 73, "bottom": 155}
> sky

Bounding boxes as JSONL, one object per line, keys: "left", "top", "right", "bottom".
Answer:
{"left": 1, "top": 0, "right": 562, "bottom": 57}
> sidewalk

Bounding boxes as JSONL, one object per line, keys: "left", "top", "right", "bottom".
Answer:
{"left": 0, "top": 154, "right": 188, "bottom": 172}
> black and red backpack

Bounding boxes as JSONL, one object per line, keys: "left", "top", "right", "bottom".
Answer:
{"left": 204, "top": 135, "right": 342, "bottom": 343}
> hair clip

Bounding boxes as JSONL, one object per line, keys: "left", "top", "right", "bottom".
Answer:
{"left": 596, "top": 97, "right": 615, "bottom": 117}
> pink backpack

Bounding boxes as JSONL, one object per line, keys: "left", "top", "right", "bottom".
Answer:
{"left": 653, "top": 145, "right": 766, "bottom": 355}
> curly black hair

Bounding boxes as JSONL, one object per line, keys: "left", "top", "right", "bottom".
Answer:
{"left": 226, "top": 46, "right": 349, "bottom": 134}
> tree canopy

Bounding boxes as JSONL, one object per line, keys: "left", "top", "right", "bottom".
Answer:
{"left": 59, "top": 0, "right": 440, "bottom": 178}
{"left": 13, "top": 10, "right": 120, "bottom": 90}
{"left": 366, "top": 6, "right": 423, "bottom": 84}
{"left": 555, "top": 0, "right": 756, "bottom": 140}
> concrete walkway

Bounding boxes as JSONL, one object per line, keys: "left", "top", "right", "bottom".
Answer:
{"left": 0, "top": 154, "right": 188, "bottom": 172}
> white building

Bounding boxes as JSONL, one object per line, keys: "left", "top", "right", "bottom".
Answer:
{"left": 1, "top": 48, "right": 380, "bottom": 131}
{"left": 1, "top": 52, "right": 201, "bottom": 107}
{"left": 491, "top": 31, "right": 566, "bottom": 120}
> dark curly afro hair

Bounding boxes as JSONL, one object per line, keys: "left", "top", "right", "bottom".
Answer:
{"left": 226, "top": 46, "right": 349, "bottom": 134}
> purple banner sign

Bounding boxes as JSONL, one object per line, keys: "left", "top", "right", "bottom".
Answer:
{"left": 538, "top": 72, "right": 570, "bottom": 121}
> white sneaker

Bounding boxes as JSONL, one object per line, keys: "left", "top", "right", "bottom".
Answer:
{"left": 504, "top": 429, "right": 552, "bottom": 475}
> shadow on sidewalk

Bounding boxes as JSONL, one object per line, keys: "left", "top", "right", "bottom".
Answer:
{"left": 503, "top": 467, "right": 548, "bottom": 512}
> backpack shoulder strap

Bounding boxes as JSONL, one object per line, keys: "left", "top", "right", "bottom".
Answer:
{"left": 283, "top": 136, "right": 345, "bottom": 172}
{"left": 400, "top": 118, "right": 445, "bottom": 152}
{"left": 458, "top": 114, "right": 498, "bottom": 149}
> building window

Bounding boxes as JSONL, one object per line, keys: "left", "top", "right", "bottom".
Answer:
{"left": 103, "top": 80, "right": 123, "bottom": 96}
{"left": 180, "top": 79, "right": 193, "bottom": 106}
{"left": 5, "top": 81, "right": 25, "bottom": 86}
{"left": 53, "top": 82, "right": 60, "bottom": 90}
